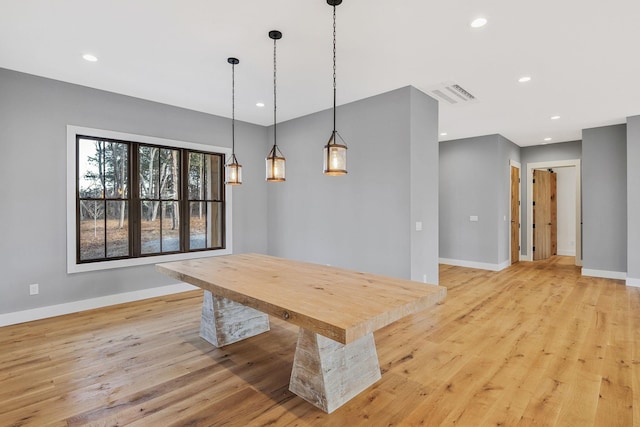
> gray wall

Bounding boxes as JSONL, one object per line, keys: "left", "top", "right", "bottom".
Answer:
{"left": 266, "top": 86, "right": 439, "bottom": 282}
{"left": 627, "top": 116, "right": 640, "bottom": 281}
{"left": 0, "top": 68, "right": 268, "bottom": 314}
{"left": 519, "top": 140, "right": 582, "bottom": 254}
{"left": 582, "top": 124, "right": 627, "bottom": 274}
{"left": 439, "top": 134, "right": 519, "bottom": 266}
{"left": 409, "top": 87, "right": 439, "bottom": 284}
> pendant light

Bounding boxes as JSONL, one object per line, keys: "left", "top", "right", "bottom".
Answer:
{"left": 225, "top": 57, "right": 242, "bottom": 185}
{"left": 266, "top": 30, "right": 286, "bottom": 182}
{"left": 323, "top": 0, "right": 347, "bottom": 176}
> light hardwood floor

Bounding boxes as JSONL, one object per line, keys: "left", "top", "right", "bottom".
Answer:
{"left": 1, "top": 257, "right": 638, "bottom": 426}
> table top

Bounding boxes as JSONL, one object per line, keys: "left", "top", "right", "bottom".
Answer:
{"left": 156, "top": 253, "right": 446, "bottom": 344}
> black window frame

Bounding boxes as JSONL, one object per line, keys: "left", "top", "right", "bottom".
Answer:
{"left": 75, "top": 134, "right": 226, "bottom": 265}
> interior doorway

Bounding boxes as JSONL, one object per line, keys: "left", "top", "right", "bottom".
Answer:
{"left": 510, "top": 161, "right": 521, "bottom": 265}
{"left": 526, "top": 160, "right": 581, "bottom": 266}
{"left": 532, "top": 169, "right": 557, "bottom": 260}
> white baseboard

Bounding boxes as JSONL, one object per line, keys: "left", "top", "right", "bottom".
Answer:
{"left": 498, "top": 260, "right": 510, "bottom": 271}
{"left": 439, "top": 258, "right": 509, "bottom": 272}
{"left": 0, "top": 283, "right": 198, "bottom": 327}
{"left": 557, "top": 250, "right": 576, "bottom": 256}
{"left": 626, "top": 277, "right": 640, "bottom": 287}
{"left": 581, "top": 268, "right": 627, "bottom": 281}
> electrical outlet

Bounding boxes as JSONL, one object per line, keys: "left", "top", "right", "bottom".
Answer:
{"left": 29, "top": 283, "right": 39, "bottom": 295}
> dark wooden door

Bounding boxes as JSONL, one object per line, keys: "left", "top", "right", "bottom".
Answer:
{"left": 511, "top": 166, "right": 520, "bottom": 264}
{"left": 533, "top": 169, "right": 557, "bottom": 260}
{"left": 550, "top": 172, "right": 557, "bottom": 256}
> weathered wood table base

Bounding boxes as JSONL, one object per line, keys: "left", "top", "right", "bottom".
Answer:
{"left": 200, "top": 291, "right": 381, "bottom": 413}
{"left": 200, "top": 291, "right": 270, "bottom": 347}
{"left": 289, "top": 328, "right": 382, "bottom": 413}
{"left": 200, "top": 291, "right": 379, "bottom": 413}
{"left": 156, "top": 254, "right": 446, "bottom": 414}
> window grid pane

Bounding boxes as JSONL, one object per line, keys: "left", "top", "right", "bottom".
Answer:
{"left": 161, "top": 201, "right": 180, "bottom": 252}
{"left": 140, "top": 200, "right": 160, "bottom": 255}
{"left": 106, "top": 201, "right": 129, "bottom": 258}
{"left": 78, "top": 138, "right": 130, "bottom": 262}
{"left": 79, "top": 200, "right": 106, "bottom": 261}
{"left": 187, "top": 153, "right": 224, "bottom": 250}
{"left": 138, "top": 146, "right": 181, "bottom": 255}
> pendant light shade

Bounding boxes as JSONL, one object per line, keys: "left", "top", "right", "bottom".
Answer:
{"left": 266, "top": 30, "right": 286, "bottom": 182}
{"left": 225, "top": 57, "right": 242, "bottom": 185}
{"left": 323, "top": 0, "right": 347, "bottom": 176}
{"left": 324, "top": 131, "right": 347, "bottom": 175}
{"left": 266, "top": 144, "right": 285, "bottom": 182}
{"left": 225, "top": 153, "right": 242, "bottom": 185}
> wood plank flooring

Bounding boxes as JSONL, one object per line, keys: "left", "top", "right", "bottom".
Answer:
{"left": 1, "top": 256, "right": 638, "bottom": 426}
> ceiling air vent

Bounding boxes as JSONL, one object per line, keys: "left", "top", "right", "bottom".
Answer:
{"left": 427, "top": 81, "right": 478, "bottom": 105}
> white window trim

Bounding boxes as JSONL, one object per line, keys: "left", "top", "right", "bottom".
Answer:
{"left": 66, "top": 125, "right": 233, "bottom": 274}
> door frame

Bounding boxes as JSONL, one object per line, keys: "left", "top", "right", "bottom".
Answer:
{"left": 509, "top": 160, "right": 521, "bottom": 265}
{"left": 526, "top": 159, "right": 581, "bottom": 266}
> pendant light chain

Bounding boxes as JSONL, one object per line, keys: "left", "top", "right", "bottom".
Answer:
{"left": 273, "top": 36, "right": 278, "bottom": 148}
{"left": 333, "top": 4, "right": 337, "bottom": 134}
{"left": 231, "top": 61, "right": 235, "bottom": 155}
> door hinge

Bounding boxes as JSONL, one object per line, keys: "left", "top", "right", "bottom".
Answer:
{"left": 533, "top": 179, "right": 535, "bottom": 184}
{"left": 533, "top": 246, "right": 536, "bottom": 251}
{"left": 533, "top": 201, "right": 536, "bottom": 206}
{"left": 533, "top": 223, "right": 535, "bottom": 228}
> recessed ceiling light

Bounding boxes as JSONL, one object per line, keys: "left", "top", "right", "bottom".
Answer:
{"left": 470, "top": 17, "right": 487, "bottom": 28}
{"left": 518, "top": 76, "right": 531, "bottom": 83}
{"left": 82, "top": 54, "right": 98, "bottom": 62}
{"left": 550, "top": 115, "right": 561, "bottom": 120}
{"left": 256, "top": 102, "right": 265, "bottom": 108}
{"left": 544, "top": 137, "right": 552, "bottom": 141}
{"left": 440, "top": 132, "right": 448, "bottom": 136}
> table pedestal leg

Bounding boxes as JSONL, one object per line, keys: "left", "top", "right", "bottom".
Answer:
{"left": 200, "top": 290, "right": 270, "bottom": 347}
{"left": 289, "top": 328, "right": 382, "bottom": 413}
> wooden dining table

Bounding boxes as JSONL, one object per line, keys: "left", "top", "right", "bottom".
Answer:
{"left": 156, "top": 253, "right": 446, "bottom": 413}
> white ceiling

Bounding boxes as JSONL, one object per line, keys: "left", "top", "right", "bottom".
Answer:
{"left": 2, "top": 0, "right": 640, "bottom": 147}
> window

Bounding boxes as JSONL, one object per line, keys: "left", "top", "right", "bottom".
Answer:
{"left": 78, "top": 138, "right": 130, "bottom": 261}
{"left": 68, "top": 126, "right": 232, "bottom": 273}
